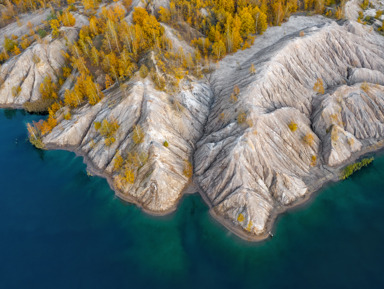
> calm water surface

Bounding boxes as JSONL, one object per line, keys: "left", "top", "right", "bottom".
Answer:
{"left": 1, "top": 109, "right": 384, "bottom": 289}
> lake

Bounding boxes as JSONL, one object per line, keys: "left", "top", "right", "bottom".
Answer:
{"left": 1, "top": 109, "right": 384, "bottom": 289}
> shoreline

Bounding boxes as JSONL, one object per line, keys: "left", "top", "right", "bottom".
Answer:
{"left": 46, "top": 138, "right": 384, "bottom": 242}
{"left": 4, "top": 107, "right": 384, "bottom": 242}
{"left": 224, "top": 139, "right": 384, "bottom": 242}
{"left": 43, "top": 142, "right": 196, "bottom": 218}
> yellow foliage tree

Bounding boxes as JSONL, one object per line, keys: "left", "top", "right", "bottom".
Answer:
{"left": 132, "top": 124, "right": 144, "bottom": 144}
{"left": 183, "top": 160, "right": 193, "bottom": 178}
{"left": 124, "top": 168, "right": 135, "bottom": 184}
{"left": 288, "top": 121, "right": 298, "bottom": 132}
{"left": 113, "top": 152, "right": 124, "bottom": 171}
{"left": 159, "top": 7, "right": 171, "bottom": 23}
{"left": 60, "top": 10, "right": 76, "bottom": 27}
{"left": 250, "top": 63, "right": 256, "bottom": 75}
{"left": 40, "top": 76, "right": 58, "bottom": 100}
{"left": 50, "top": 19, "right": 60, "bottom": 38}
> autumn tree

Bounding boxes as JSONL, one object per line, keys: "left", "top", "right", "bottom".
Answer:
{"left": 132, "top": 124, "right": 144, "bottom": 144}
{"left": 239, "top": 7, "right": 255, "bottom": 37}
{"left": 49, "top": 19, "right": 60, "bottom": 38}
{"left": 212, "top": 39, "right": 226, "bottom": 59}
{"left": 288, "top": 121, "right": 298, "bottom": 132}
{"left": 159, "top": 6, "right": 171, "bottom": 23}
{"left": 183, "top": 160, "right": 193, "bottom": 178}
{"left": 4, "top": 36, "right": 17, "bottom": 53}
{"left": 59, "top": 10, "right": 76, "bottom": 27}
{"left": 123, "top": 168, "right": 135, "bottom": 184}
{"left": 40, "top": 76, "right": 58, "bottom": 100}
{"left": 113, "top": 152, "right": 124, "bottom": 171}
{"left": 95, "top": 118, "right": 120, "bottom": 146}
{"left": 27, "top": 121, "right": 44, "bottom": 149}
{"left": 82, "top": 0, "right": 101, "bottom": 12}
{"left": 250, "top": 63, "right": 256, "bottom": 75}
{"left": 253, "top": 7, "right": 267, "bottom": 34}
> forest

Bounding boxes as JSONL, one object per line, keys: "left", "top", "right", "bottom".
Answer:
{"left": 2, "top": 0, "right": 346, "bottom": 179}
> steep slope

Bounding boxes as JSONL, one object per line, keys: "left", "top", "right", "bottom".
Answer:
{"left": 1, "top": 4, "right": 384, "bottom": 242}
{"left": 0, "top": 12, "right": 88, "bottom": 108}
{"left": 194, "top": 17, "right": 384, "bottom": 240}
{"left": 43, "top": 77, "right": 211, "bottom": 213}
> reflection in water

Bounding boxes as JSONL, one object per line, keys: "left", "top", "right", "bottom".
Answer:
{"left": 3, "top": 108, "right": 18, "bottom": 119}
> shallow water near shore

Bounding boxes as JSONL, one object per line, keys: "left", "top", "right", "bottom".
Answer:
{"left": 1, "top": 109, "right": 384, "bottom": 289}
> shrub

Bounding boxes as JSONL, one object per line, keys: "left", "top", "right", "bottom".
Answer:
{"left": 96, "top": 118, "right": 119, "bottom": 138}
{"left": 360, "top": 0, "right": 369, "bottom": 10}
{"left": 132, "top": 124, "right": 144, "bottom": 144}
{"left": 313, "top": 78, "right": 325, "bottom": 94}
{"left": 183, "top": 160, "right": 193, "bottom": 178}
{"left": 4, "top": 37, "right": 17, "bottom": 53}
{"left": 233, "top": 85, "right": 240, "bottom": 96}
{"left": 249, "top": 63, "right": 256, "bottom": 75}
{"left": 237, "top": 111, "right": 247, "bottom": 124}
{"left": 64, "top": 112, "right": 71, "bottom": 120}
{"left": 105, "top": 136, "right": 116, "bottom": 146}
{"left": 246, "top": 220, "right": 253, "bottom": 232}
{"left": 302, "top": 133, "right": 315, "bottom": 146}
{"left": 20, "top": 37, "right": 30, "bottom": 50}
{"left": 23, "top": 98, "right": 55, "bottom": 113}
{"left": 32, "top": 53, "right": 41, "bottom": 64}
{"left": 288, "top": 121, "right": 298, "bottom": 132}
{"left": 12, "top": 46, "right": 21, "bottom": 55}
{"left": 124, "top": 169, "right": 135, "bottom": 184}
{"left": 113, "top": 153, "right": 124, "bottom": 171}
{"left": 37, "top": 29, "right": 48, "bottom": 38}
{"left": 152, "top": 72, "right": 166, "bottom": 90}
{"left": 230, "top": 93, "right": 238, "bottom": 103}
{"left": 11, "top": 86, "right": 21, "bottom": 97}
{"left": 116, "top": 168, "right": 135, "bottom": 187}
{"left": 163, "top": 140, "right": 169, "bottom": 147}
{"left": 139, "top": 64, "right": 149, "bottom": 78}
{"left": 94, "top": 121, "right": 101, "bottom": 130}
{"left": 310, "top": 155, "right": 317, "bottom": 166}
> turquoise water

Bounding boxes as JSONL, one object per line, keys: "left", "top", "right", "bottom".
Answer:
{"left": 1, "top": 109, "right": 384, "bottom": 289}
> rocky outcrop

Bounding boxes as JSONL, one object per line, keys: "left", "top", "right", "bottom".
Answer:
{"left": 44, "top": 78, "right": 212, "bottom": 213}
{"left": 194, "top": 18, "right": 384, "bottom": 239}
{"left": 345, "top": 0, "right": 362, "bottom": 21}
{"left": 0, "top": 28, "right": 75, "bottom": 107}
{"left": 1, "top": 9, "right": 384, "bottom": 241}
{"left": 0, "top": 13, "right": 87, "bottom": 108}
{"left": 0, "top": 9, "right": 50, "bottom": 48}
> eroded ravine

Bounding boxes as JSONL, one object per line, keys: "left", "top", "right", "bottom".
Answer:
{"left": 1, "top": 4, "right": 384, "bottom": 241}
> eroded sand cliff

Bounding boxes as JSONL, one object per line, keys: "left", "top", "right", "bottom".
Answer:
{"left": 1, "top": 2, "right": 384, "bottom": 241}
